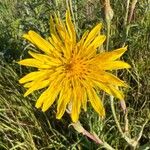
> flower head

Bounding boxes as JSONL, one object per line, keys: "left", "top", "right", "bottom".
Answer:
{"left": 18, "top": 10, "right": 130, "bottom": 122}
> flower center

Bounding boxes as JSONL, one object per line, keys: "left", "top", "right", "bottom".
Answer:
{"left": 65, "top": 57, "right": 88, "bottom": 77}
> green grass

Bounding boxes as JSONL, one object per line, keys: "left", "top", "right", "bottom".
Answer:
{"left": 0, "top": 0, "right": 150, "bottom": 149}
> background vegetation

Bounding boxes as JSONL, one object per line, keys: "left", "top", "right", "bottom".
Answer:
{"left": 0, "top": 0, "right": 149, "bottom": 149}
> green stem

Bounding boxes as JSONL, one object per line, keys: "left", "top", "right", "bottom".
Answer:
{"left": 110, "top": 96, "right": 124, "bottom": 135}
{"left": 128, "top": 0, "right": 138, "bottom": 24}
{"left": 124, "top": 0, "right": 130, "bottom": 26}
{"left": 110, "top": 96, "right": 138, "bottom": 148}
{"left": 103, "top": 142, "right": 115, "bottom": 150}
{"left": 71, "top": 121, "right": 115, "bottom": 150}
{"left": 106, "top": 21, "right": 110, "bottom": 51}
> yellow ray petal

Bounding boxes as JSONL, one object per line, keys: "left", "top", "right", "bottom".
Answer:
{"left": 28, "top": 51, "right": 49, "bottom": 60}
{"left": 87, "top": 88, "right": 105, "bottom": 117}
{"left": 66, "top": 10, "right": 76, "bottom": 44}
{"left": 89, "top": 35, "right": 106, "bottom": 49}
{"left": 90, "top": 71, "right": 128, "bottom": 87}
{"left": 41, "top": 73, "right": 65, "bottom": 111}
{"left": 50, "top": 16, "right": 55, "bottom": 35}
{"left": 18, "top": 59, "right": 50, "bottom": 68}
{"left": 56, "top": 21, "right": 70, "bottom": 42}
{"left": 19, "top": 70, "right": 50, "bottom": 84}
{"left": 56, "top": 82, "right": 71, "bottom": 119}
{"left": 23, "top": 34, "right": 34, "bottom": 44}
{"left": 83, "top": 23, "right": 102, "bottom": 47}
{"left": 95, "top": 46, "right": 128, "bottom": 61}
{"left": 50, "top": 15, "right": 63, "bottom": 43}
{"left": 71, "top": 100, "right": 81, "bottom": 122}
{"left": 28, "top": 51, "right": 62, "bottom": 65}
{"left": 53, "top": 12, "right": 59, "bottom": 24}
{"left": 49, "top": 34, "right": 71, "bottom": 59}
{"left": 55, "top": 21, "right": 72, "bottom": 58}
{"left": 24, "top": 82, "right": 34, "bottom": 88}
{"left": 56, "top": 96, "right": 71, "bottom": 119}
{"left": 77, "top": 30, "right": 89, "bottom": 47}
{"left": 56, "top": 81, "right": 68, "bottom": 107}
{"left": 35, "top": 86, "right": 52, "bottom": 109}
{"left": 24, "top": 80, "right": 50, "bottom": 97}
{"left": 35, "top": 73, "right": 65, "bottom": 109}
{"left": 99, "top": 61, "right": 131, "bottom": 70}
{"left": 108, "top": 86, "right": 124, "bottom": 100}
{"left": 49, "top": 34, "right": 63, "bottom": 52}
{"left": 24, "top": 69, "right": 63, "bottom": 89}
{"left": 28, "top": 30, "right": 59, "bottom": 56}
{"left": 41, "top": 85, "right": 61, "bottom": 112}
{"left": 102, "top": 72, "right": 128, "bottom": 87}
{"left": 71, "top": 79, "right": 82, "bottom": 122}
{"left": 81, "top": 35, "right": 106, "bottom": 58}
{"left": 81, "top": 87, "right": 87, "bottom": 111}
{"left": 93, "top": 81, "right": 124, "bottom": 100}
{"left": 77, "top": 30, "right": 89, "bottom": 55}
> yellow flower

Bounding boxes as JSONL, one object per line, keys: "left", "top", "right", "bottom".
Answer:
{"left": 18, "top": 10, "right": 130, "bottom": 122}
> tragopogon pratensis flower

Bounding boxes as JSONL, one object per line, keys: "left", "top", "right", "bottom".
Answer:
{"left": 18, "top": 10, "right": 130, "bottom": 122}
